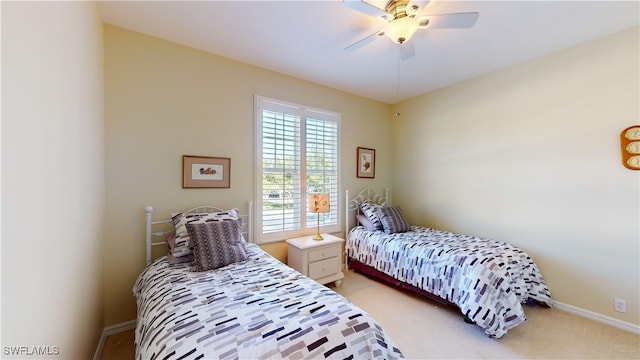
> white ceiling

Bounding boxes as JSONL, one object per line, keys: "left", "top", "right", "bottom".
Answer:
{"left": 97, "top": 0, "right": 639, "bottom": 104}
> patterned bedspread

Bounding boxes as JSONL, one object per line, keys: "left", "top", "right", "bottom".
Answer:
{"left": 133, "top": 243, "right": 404, "bottom": 359}
{"left": 347, "top": 226, "right": 552, "bottom": 338}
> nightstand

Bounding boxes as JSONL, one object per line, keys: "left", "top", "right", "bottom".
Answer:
{"left": 286, "top": 234, "right": 345, "bottom": 287}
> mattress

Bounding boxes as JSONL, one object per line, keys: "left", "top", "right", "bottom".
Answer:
{"left": 133, "top": 243, "right": 404, "bottom": 359}
{"left": 347, "top": 225, "right": 553, "bottom": 338}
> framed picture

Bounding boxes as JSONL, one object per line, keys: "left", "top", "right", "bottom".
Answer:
{"left": 183, "top": 155, "right": 231, "bottom": 188}
{"left": 357, "top": 147, "right": 375, "bottom": 178}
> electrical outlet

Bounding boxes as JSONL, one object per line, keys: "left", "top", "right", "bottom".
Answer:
{"left": 614, "top": 298, "right": 627, "bottom": 313}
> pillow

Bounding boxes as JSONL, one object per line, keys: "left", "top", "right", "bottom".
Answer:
{"left": 359, "top": 202, "right": 384, "bottom": 230}
{"left": 185, "top": 219, "right": 248, "bottom": 272}
{"left": 356, "top": 214, "right": 378, "bottom": 231}
{"left": 167, "top": 253, "right": 194, "bottom": 265}
{"left": 171, "top": 209, "right": 239, "bottom": 258}
{"left": 377, "top": 206, "right": 410, "bottom": 234}
{"left": 166, "top": 231, "right": 176, "bottom": 250}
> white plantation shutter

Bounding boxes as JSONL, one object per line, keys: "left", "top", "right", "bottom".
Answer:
{"left": 305, "top": 116, "right": 338, "bottom": 228}
{"left": 261, "top": 106, "right": 302, "bottom": 234}
{"left": 255, "top": 96, "right": 341, "bottom": 243}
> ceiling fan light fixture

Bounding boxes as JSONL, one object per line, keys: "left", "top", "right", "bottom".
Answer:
{"left": 385, "top": 16, "right": 418, "bottom": 44}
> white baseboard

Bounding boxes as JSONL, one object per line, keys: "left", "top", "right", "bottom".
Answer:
{"left": 93, "top": 320, "right": 136, "bottom": 360}
{"left": 553, "top": 301, "right": 639, "bottom": 335}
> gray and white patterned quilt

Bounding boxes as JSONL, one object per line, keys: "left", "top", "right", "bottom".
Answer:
{"left": 347, "top": 226, "right": 552, "bottom": 338}
{"left": 133, "top": 243, "right": 404, "bottom": 359}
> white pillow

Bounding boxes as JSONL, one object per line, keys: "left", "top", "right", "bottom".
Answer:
{"left": 356, "top": 214, "right": 378, "bottom": 231}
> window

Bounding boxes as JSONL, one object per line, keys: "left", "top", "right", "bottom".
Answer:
{"left": 255, "top": 96, "right": 340, "bottom": 243}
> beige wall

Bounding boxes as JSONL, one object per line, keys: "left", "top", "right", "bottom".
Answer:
{"left": 2, "top": 1, "right": 105, "bottom": 358}
{"left": 105, "top": 22, "right": 639, "bottom": 330}
{"left": 392, "top": 27, "right": 639, "bottom": 326}
{"left": 2, "top": 3, "right": 636, "bottom": 354}
{"left": 103, "top": 25, "right": 393, "bottom": 326}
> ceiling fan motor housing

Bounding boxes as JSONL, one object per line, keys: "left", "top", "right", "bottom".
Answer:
{"left": 385, "top": 0, "right": 417, "bottom": 20}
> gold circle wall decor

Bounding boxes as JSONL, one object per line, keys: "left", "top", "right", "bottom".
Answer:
{"left": 621, "top": 125, "right": 640, "bottom": 170}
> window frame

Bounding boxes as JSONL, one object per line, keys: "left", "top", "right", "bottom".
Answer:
{"left": 254, "top": 95, "right": 341, "bottom": 244}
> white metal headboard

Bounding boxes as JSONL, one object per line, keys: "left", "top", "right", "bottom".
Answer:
{"left": 344, "top": 188, "right": 389, "bottom": 232}
{"left": 144, "top": 202, "right": 253, "bottom": 265}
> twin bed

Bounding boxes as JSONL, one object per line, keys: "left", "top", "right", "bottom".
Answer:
{"left": 135, "top": 203, "right": 403, "bottom": 359}
{"left": 134, "top": 189, "right": 552, "bottom": 358}
{"left": 344, "top": 188, "right": 552, "bottom": 338}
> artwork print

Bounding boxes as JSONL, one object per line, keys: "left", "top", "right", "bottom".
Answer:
{"left": 183, "top": 155, "right": 230, "bottom": 188}
{"left": 356, "top": 147, "right": 375, "bottom": 178}
{"left": 191, "top": 163, "right": 224, "bottom": 180}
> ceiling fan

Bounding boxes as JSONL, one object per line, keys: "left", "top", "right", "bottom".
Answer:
{"left": 342, "top": 0, "right": 479, "bottom": 60}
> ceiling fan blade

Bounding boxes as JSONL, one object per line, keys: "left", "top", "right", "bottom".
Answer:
{"left": 342, "top": 0, "right": 387, "bottom": 17}
{"left": 407, "top": 0, "right": 431, "bottom": 15}
{"left": 345, "top": 29, "right": 384, "bottom": 52}
{"left": 418, "top": 12, "right": 479, "bottom": 29}
{"left": 399, "top": 42, "right": 415, "bottom": 61}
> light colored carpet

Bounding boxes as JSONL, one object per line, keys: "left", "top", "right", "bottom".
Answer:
{"left": 331, "top": 270, "right": 639, "bottom": 360}
{"left": 101, "top": 269, "right": 639, "bottom": 359}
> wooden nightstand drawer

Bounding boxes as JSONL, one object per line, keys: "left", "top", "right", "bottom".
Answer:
{"left": 308, "top": 246, "right": 339, "bottom": 262}
{"left": 308, "top": 257, "right": 340, "bottom": 280}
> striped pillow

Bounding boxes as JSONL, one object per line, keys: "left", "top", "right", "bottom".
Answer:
{"left": 377, "top": 206, "right": 410, "bottom": 234}
{"left": 170, "top": 209, "right": 238, "bottom": 258}
{"left": 359, "top": 203, "right": 384, "bottom": 230}
{"left": 185, "top": 219, "right": 248, "bottom": 272}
